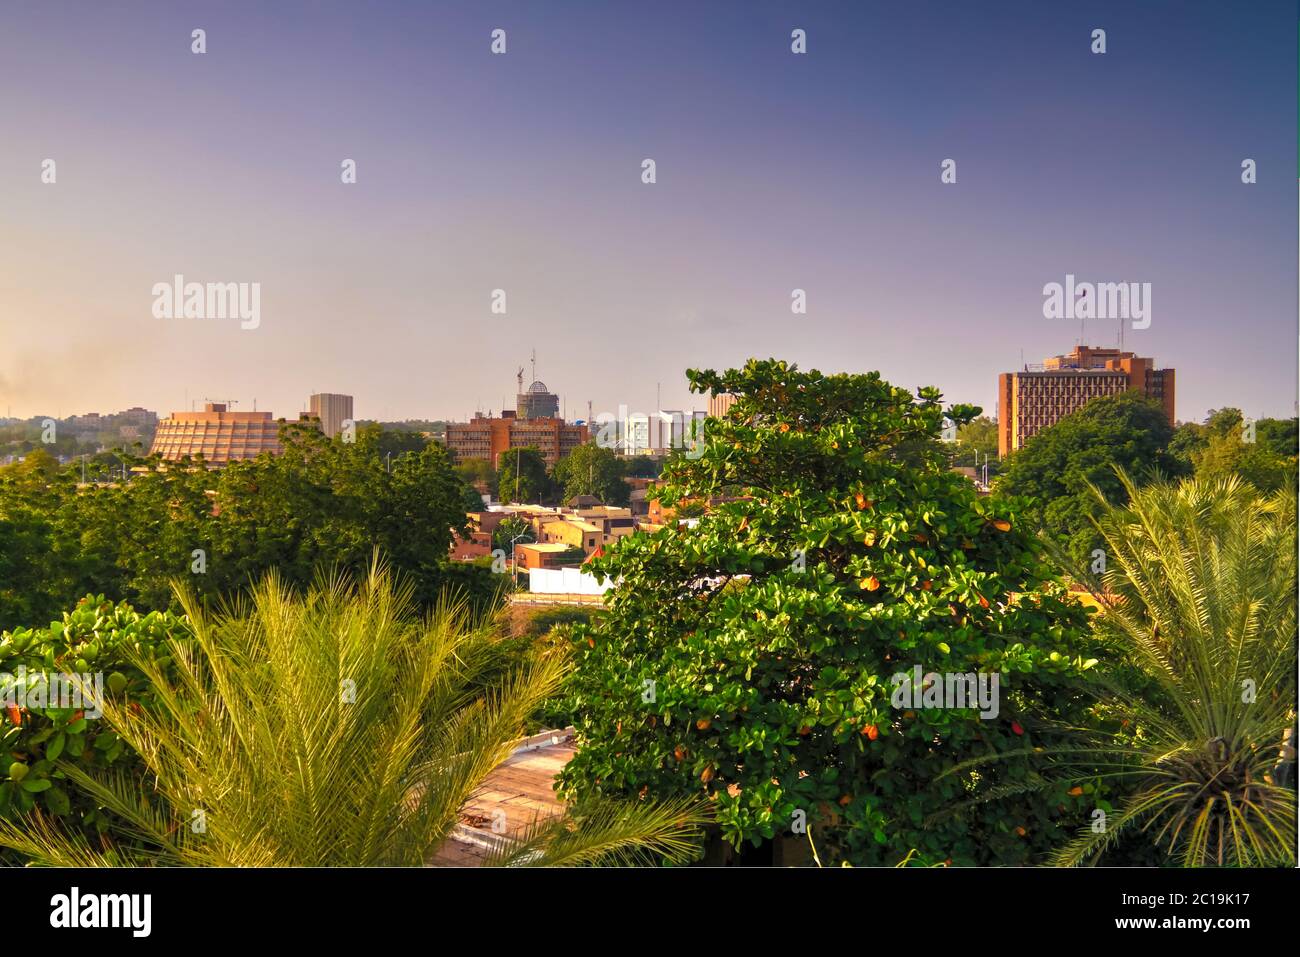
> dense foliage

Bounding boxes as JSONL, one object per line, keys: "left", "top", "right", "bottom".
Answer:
{"left": 0, "top": 423, "right": 490, "bottom": 630}
{"left": 0, "top": 596, "right": 189, "bottom": 860}
{"left": 553, "top": 443, "right": 632, "bottom": 506}
{"left": 497, "top": 446, "right": 555, "bottom": 504}
{"left": 559, "top": 359, "right": 1108, "bottom": 865}
{"left": 995, "top": 391, "right": 1187, "bottom": 566}
{"left": 0, "top": 567, "right": 707, "bottom": 867}
{"left": 1168, "top": 408, "right": 1297, "bottom": 493}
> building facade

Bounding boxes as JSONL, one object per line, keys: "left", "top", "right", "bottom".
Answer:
{"left": 444, "top": 410, "right": 588, "bottom": 469}
{"left": 708, "top": 393, "right": 738, "bottom": 419}
{"left": 998, "top": 346, "right": 1175, "bottom": 456}
{"left": 309, "top": 393, "right": 353, "bottom": 439}
{"left": 150, "top": 403, "right": 288, "bottom": 465}
{"left": 517, "top": 381, "right": 560, "bottom": 420}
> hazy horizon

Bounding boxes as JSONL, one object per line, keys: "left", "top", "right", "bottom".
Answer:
{"left": 2, "top": 0, "right": 1296, "bottom": 426}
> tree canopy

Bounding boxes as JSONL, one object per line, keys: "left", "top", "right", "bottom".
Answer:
{"left": 995, "top": 391, "right": 1186, "bottom": 567}
{"left": 552, "top": 443, "right": 631, "bottom": 506}
{"left": 0, "top": 423, "right": 487, "bottom": 630}
{"left": 559, "top": 358, "right": 1105, "bottom": 866}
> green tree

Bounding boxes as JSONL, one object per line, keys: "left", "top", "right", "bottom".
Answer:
{"left": 559, "top": 359, "right": 1104, "bottom": 866}
{"left": 995, "top": 391, "right": 1185, "bottom": 567}
{"left": 498, "top": 446, "right": 553, "bottom": 504}
{"left": 455, "top": 459, "right": 498, "bottom": 497}
{"left": 552, "top": 443, "right": 630, "bottom": 506}
{"left": 1186, "top": 409, "right": 1297, "bottom": 492}
{"left": 0, "top": 423, "right": 487, "bottom": 628}
{"left": 624, "top": 455, "right": 661, "bottom": 479}
{"left": 951, "top": 416, "right": 999, "bottom": 472}
{"left": 0, "top": 565, "right": 707, "bottom": 866}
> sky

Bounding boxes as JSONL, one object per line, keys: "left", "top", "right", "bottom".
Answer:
{"left": 0, "top": 0, "right": 1296, "bottom": 425}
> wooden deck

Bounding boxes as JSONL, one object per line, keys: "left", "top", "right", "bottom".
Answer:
{"left": 432, "top": 732, "right": 575, "bottom": 866}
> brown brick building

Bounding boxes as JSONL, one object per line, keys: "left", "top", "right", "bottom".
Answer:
{"left": 444, "top": 410, "right": 588, "bottom": 469}
{"left": 998, "top": 346, "right": 1174, "bottom": 457}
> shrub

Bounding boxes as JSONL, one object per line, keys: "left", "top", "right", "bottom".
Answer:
{"left": 0, "top": 595, "right": 189, "bottom": 858}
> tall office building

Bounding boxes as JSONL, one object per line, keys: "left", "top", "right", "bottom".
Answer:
{"left": 150, "top": 403, "right": 286, "bottom": 465}
{"left": 998, "top": 346, "right": 1175, "bottom": 457}
{"left": 309, "top": 393, "right": 353, "bottom": 439}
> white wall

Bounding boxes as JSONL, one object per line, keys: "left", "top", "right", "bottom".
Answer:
{"left": 527, "top": 567, "right": 614, "bottom": 595}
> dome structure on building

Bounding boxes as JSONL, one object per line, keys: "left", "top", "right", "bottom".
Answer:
{"left": 517, "top": 380, "right": 560, "bottom": 420}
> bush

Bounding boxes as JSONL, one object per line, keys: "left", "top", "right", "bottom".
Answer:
{"left": 0, "top": 595, "right": 188, "bottom": 857}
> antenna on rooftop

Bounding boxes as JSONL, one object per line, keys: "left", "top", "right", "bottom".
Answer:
{"left": 531, "top": 348, "right": 537, "bottom": 384}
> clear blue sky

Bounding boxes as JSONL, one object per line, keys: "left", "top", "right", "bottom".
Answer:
{"left": 0, "top": 0, "right": 1295, "bottom": 424}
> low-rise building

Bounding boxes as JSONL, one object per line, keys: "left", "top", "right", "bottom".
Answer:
{"left": 514, "top": 542, "right": 583, "bottom": 571}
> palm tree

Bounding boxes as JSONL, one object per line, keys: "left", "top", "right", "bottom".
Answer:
{"left": 0, "top": 559, "right": 705, "bottom": 866}
{"left": 1042, "top": 472, "right": 1296, "bottom": 866}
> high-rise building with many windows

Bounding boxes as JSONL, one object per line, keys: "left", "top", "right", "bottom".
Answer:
{"left": 309, "top": 393, "right": 353, "bottom": 439}
{"left": 997, "top": 346, "right": 1175, "bottom": 457}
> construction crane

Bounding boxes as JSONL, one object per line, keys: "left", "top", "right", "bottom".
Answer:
{"left": 516, "top": 367, "right": 524, "bottom": 395}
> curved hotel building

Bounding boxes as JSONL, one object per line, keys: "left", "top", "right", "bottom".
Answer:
{"left": 150, "top": 402, "right": 289, "bottom": 465}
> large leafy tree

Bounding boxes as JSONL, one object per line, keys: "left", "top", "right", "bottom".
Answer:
{"left": 995, "top": 391, "right": 1186, "bottom": 567}
{"left": 498, "top": 446, "right": 553, "bottom": 504}
{"left": 559, "top": 359, "right": 1105, "bottom": 866}
{"left": 1166, "top": 409, "right": 1296, "bottom": 492}
{"left": 951, "top": 415, "right": 999, "bottom": 473}
{"left": 552, "top": 442, "right": 630, "bottom": 506}
{"left": 1188, "top": 409, "right": 1295, "bottom": 493}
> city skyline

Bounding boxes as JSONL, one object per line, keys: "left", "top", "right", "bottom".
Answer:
{"left": 1, "top": 1, "right": 1296, "bottom": 424}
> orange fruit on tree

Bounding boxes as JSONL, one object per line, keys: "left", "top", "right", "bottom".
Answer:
{"left": 696, "top": 718, "right": 711, "bottom": 731}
